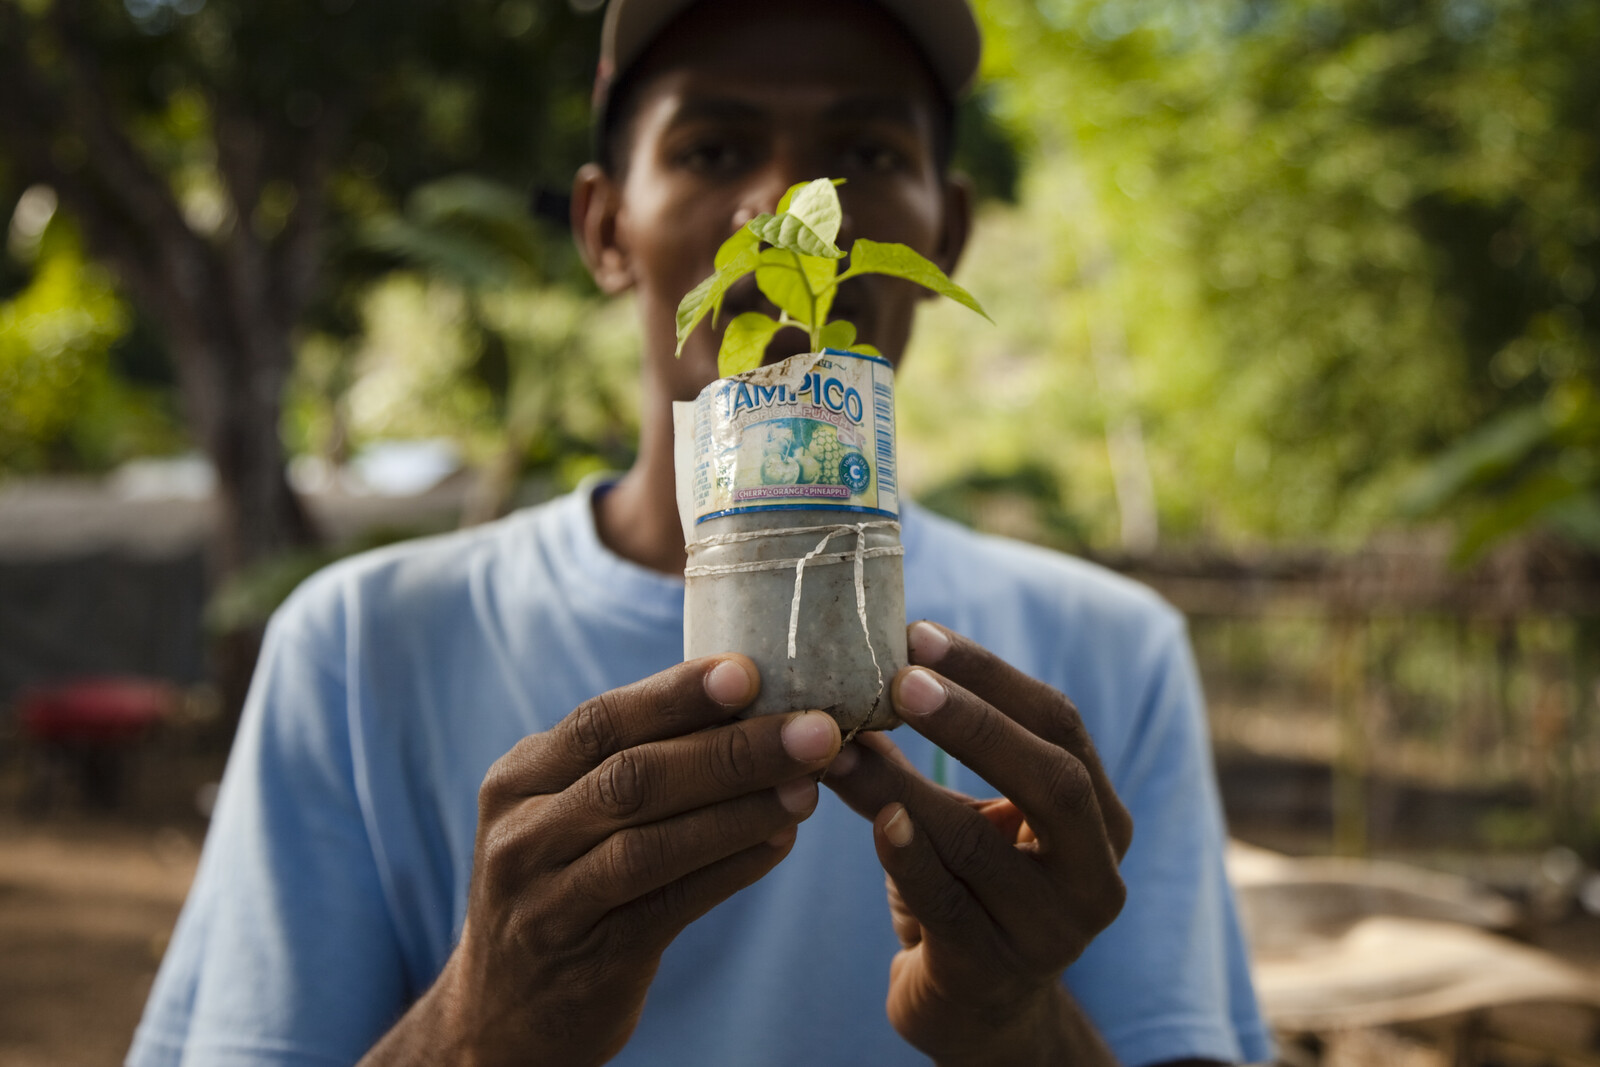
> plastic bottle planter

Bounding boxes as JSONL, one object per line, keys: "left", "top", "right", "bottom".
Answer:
{"left": 673, "top": 349, "right": 905, "bottom": 733}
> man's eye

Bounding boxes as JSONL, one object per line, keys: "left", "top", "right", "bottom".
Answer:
{"left": 839, "top": 141, "right": 909, "bottom": 173}
{"left": 677, "top": 140, "right": 748, "bottom": 174}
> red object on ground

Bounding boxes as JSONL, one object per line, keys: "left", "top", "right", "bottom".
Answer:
{"left": 17, "top": 678, "right": 176, "bottom": 745}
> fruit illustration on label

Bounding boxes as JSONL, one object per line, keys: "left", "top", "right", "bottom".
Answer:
{"left": 809, "top": 424, "right": 843, "bottom": 484}
{"left": 760, "top": 452, "right": 800, "bottom": 485}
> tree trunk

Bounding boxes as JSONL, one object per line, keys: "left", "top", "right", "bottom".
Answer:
{"left": 191, "top": 332, "right": 319, "bottom": 575}
{"left": 171, "top": 268, "right": 320, "bottom": 574}
{"left": 0, "top": 2, "right": 332, "bottom": 718}
{"left": 170, "top": 258, "right": 319, "bottom": 716}
{"left": 0, "top": 1, "right": 334, "bottom": 579}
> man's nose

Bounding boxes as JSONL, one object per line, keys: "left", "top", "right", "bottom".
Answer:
{"left": 731, "top": 176, "right": 787, "bottom": 231}
{"left": 730, "top": 154, "right": 813, "bottom": 230}
{"left": 731, "top": 168, "right": 857, "bottom": 248}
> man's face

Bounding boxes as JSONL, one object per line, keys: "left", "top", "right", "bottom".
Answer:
{"left": 576, "top": 0, "right": 970, "bottom": 403}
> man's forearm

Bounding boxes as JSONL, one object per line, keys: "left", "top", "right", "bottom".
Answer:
{"left": 356, "top": 964, "right": 545, "bottom": 1067}
{"left": 357, "top": 976, "right": 482, "bottom": 1067}
{"left": 933, "top": 984, "right": 1118, "bottom": 1067}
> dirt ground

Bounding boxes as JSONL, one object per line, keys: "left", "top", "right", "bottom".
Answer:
{"left": 0, "top": 815, "right": 200, "bottom": 1067}
{"left": 4, "top": 787, "right": 1599, "bottom": 1066}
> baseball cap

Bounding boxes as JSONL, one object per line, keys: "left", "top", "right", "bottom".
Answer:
{"left": 591, "top": 0, "right": 982, "bottom": 148}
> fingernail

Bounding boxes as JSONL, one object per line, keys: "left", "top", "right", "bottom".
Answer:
{"left": 896, "top": 667, "right": 946, "bottom": 718}
{"left": 908, "top": 621, "right": 951, "bottom": 665}
{"left": 827, "top": 742, "right": 860, "bottom": 778}
{"left": 705, "top": 658, "right": 754, "bottom": 706}
{"left": 884, "top": 805, "right": 913, "bottom": 848}
{"left": 776, "top": 777, "right": 817, "bottom": 814}
{"left": 781, "top": 711, "right": 840, "bottom": 762}
{"left": 768, "top": 826, "right": 798, "bottom": 850}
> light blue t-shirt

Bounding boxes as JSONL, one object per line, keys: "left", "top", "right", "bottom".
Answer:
{"left": 129, "top": 487, "right": 1271, "bottom": 1067}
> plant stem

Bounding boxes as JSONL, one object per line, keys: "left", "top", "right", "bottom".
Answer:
{"left": 791, "top": 249, "right": 823, "bottom": 352}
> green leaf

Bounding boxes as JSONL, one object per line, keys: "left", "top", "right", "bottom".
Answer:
{"left": 806, "top": 255, "right": 840, "bottom": 325}
{"left": 718, "top": 312, "right": 784, "bottom": 376}
{"left": 747, "top": 210, "right": 845, "bottom": 259}
{"left": 786, "top": 178, "right": 844, "bottom": 248}
{"left": 715, "top": 224, "right": 759, "bottom": 269}
{"left": 756, "top": 248, "right": 838, "bottom": 326}
{"left": 848, "top": 343, "right": 883, "bottom": 357}
{"left": 776, "top": 182, "right": 805, "bottom": 214}
{"left": 755, "top": 248, "right": 810, "bottom": 323}
{"left": 775, "top": 177, "right": 845, "bottom": 215}
{"left": 818, "top": 320, "right": 857, "bottom": 350}
{"left": 675, "top": 245, "right": 759, "bottom": 357}
{"left": 840, "top": 239, "right": 990, "bottom": 321}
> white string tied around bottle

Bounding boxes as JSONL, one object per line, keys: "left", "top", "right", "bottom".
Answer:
{"left": 683, "top": 521, "right": 903, "bottom": 684}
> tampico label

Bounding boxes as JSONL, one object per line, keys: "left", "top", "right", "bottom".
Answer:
{"left": 687, "top": 349, "right": 898, "bottom": 524}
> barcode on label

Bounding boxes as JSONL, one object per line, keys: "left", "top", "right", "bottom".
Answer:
{"left": 872, "top": 380, "right": 896, "bottom": 496}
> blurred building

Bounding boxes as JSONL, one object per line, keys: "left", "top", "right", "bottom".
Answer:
{"left": 0, "top": 450, "right": 469, "bottom": 709}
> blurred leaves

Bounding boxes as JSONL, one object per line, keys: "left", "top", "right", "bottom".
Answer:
{"left": 361, "top": 175, "right": 556, "bottom": 291}
{"left": 0, "top": 235, "right": 123, "bottom": 454}
{"left": 0, "top": 0, "right": 604, "bottom": 571}
{"left": 924, "top": 0, "right": 1600, "bottom": 552}
{"left": 1401, "top": 384, "right": 1600, "bottom": 561}
{"left": 289, "top": 174, "right": 636, "bottom": 521}
{"left": 0, "top": 217, "right": 180, "bottom": 472}
{"left": 4, "top": 0, "right": 1597, "bottom": 567}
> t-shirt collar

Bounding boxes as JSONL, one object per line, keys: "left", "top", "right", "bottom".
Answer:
{"left": 558, "top": 473, "right": 686, "bottom": 624}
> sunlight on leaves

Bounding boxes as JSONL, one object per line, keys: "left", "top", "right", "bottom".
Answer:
{"left": 843, "top": 240, "right": 991, "bottom": 321}
{"left": 719, "top": 312, "right": 785, "bottom": 376}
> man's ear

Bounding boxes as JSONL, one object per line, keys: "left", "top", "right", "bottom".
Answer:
{"left": 572, "top": 163, "right": 633, "bottom": 295}
{"left": 933, "top": 172, "right": 974, "bottom": 277}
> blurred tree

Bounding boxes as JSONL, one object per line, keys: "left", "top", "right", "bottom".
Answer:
{"left": 343, "top": 173, "right": 636, "bottom": 522}
{"left": 1, "top": 191, "right": 188, "bottom": 473}
{"left": 0, "top": 0, "right": 599, "bottom": 573}
{"left": 0, "top": 217, "right": 128, "bottom": 468}
{"left": 973, "top": 0, "right": 1600, "bottom": 549}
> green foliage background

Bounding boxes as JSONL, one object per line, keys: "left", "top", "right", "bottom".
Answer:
{"left": 899, "top": 0, "right": 1600, "bottom": 555}
{"left": 0, "top": 218, "right": 182, "bottom": 471}
{"left": 3, "top": 0, "right": 1597, "bottom": 561}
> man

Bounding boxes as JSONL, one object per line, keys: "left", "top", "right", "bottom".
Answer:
{"left": 129, "top": 1, "right": 1272, "bottom": 1064}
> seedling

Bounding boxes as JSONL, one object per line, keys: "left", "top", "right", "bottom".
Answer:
{"left": 675, "top": 178, "right": 990, "bottom": 376}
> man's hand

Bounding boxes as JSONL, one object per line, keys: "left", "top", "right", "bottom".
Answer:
{"left": 823, "top": 621, "right": 1134, "bottom": 1067}
{"left": 361, "top": 655, "right": 841, "bottom": 1067}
